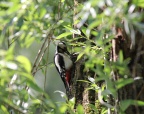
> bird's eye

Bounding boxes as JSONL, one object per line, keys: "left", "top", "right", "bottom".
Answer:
{"left": 59, "top": 48, "right": 63, "bottom": 52}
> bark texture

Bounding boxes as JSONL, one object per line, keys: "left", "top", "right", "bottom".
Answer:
{"left": 111, "top": 21, "right": 144, "bottom": 114}
{"left": 71, "top": 0, "right": 144, "bottom": 114}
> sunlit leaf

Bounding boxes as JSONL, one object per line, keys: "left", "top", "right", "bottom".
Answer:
{"left": 89, "top": 20, "right": 102, "bottom": 29}
{"left": 88, "top": 76, "right": 95, "bottom": 83}
{"left": 77, "top": 80, "right": 91, "bottom": 83}
{"left": 0, "top": 0, "right": 144, "bottom": 113}
{"left": 118, "top": 51, "right": 123, "bottom": 63}
{"left": 76, "top": 52, "right": 84, "bottom": 61}
{"left": 1, "top": 105, "right": 9, "bottom": 114}
{"left": 31, "top": 99, "right": 41, "bottom": 104}
{"left": 56, "top": 32, "right": 72, "bottom": 39}
{"left": 5, "top": 62, "right": 18, "bottom": 70}
{"left": 76, "top": 105, "right": 84, "bottom": 114}
{"left": 68, "top": 97, "right": 75, "bottom": 109}
{"left": 5, "top": 44, "right": 15, "bottom": 60}
{"left": 16, "top": 55, "right": 31, "bottom": 73}
{"left": 133, "top": 0, "right": 144, "bottom": 8}
{"left": 59, "top": 104, "right": 67, "bottom": 113}
{"left": 54, "top": 91, "right": 67, "bottom": 98}
{"left": 70, "top": 29, "right": 81, "bottom": 35}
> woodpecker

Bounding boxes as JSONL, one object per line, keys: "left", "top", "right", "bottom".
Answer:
{"left": 54, "top": 41, "right": 73, "bottom": 93}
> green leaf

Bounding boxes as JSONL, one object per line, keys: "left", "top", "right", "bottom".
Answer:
{"left": 64, "top": 25, "right": 73, "bottom": 30}
{"left": 89, "top": 20, "right": 102, "bottom": 29}
{"left": 56, "top": 32, "right": 72, "bottom": 39}
{"left": 136, "top": 100, "right": 144, "bottom": 106}
{"left": 61, "top": 0, "right": 65, "bottom": 2}
{"left": 64, "top": 26, "right": 81, "bottom": 34}
{"left": 6, "top": 44, "right": 15, "bottom": 60}
{"left": 1, "top": 105, "right": 9, "bottom": 114}
{"left": 70, "top": 29, "right": 81, "bottom": 35}
{"left": 120, "top": 100, "right": 144, "bottom": 111}
{"left": 31, "top": 99, "right": 41, "bottom": 104}
{"left": 115, "top": 78, "right": 133, "bottom": 89}
{"left": 76, "top": 52, "right": 84, "bottom": 61}
{"left": 27, "top": 80, "right": 43, "bottom": 92}
{"left": 88, "top": 76, "right": 95, "bottom": 83}
{"left": 77, "top": 80, "right": 91, "bottom": 83}
{"left": 133, "top": 0, "right": 144, "bottom": 7}
{"left": 25, "top": 37, "right": 35, "bottom": 48}
{"left": 59, "top": 104, "right": 67, "bottom": 113}
{"left": 5, "top": 62, "right": 18, "bottom": 70}
{"left": 68, "top": 97, "right": 75, "bottom": 109}
{"left": 16, "top": 55, "right": 31, "bottom": 73}
{"left": 101, "top": 89, "right": 112, "bottom": 96}
{"left": 76, "top": 105, "right": 84, "bottom": 114}
{"left": 118, "top": 51, "right": 123, "bottom": 63}
{"left": 89, "top": 104, "right": 98, "bottom": 113}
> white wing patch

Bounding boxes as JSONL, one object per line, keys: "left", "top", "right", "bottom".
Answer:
{"left": 59, "top": 53, "right": 73, "bottom": 70}
{"left": 54, "top": 54, "right": 66, "bottom": 78}
{"left": 55, "top": 55, "right": 62, "bottom": 72}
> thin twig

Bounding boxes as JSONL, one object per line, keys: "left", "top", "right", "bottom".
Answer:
{"left": 98, "top": 89, "right": 113, "bottom": 108}
{"left": 58, "top": 0, "right": 61, "bottom": 19}
{"left": 32, "top": 38, "right": 51, "bottom": 76}
{"left": 44, "top": 37, "right": 51, "bottom": 91}
{"left": 136, "top": 85, "right": 144, "bottom": 99}
{"left": 7, "top": 30, "right": 10, "bottom": 49}
{"left": 31, "top": 37, "right": 48, "bottom": 75}
{"left": 4, "top": 101, "right": 25, "bottom": 114}
{"left": 66, "top": 0, "right": 74, "bottom": 10}
{"left": 32, "top": 62, "right": 53, "bottom": 75}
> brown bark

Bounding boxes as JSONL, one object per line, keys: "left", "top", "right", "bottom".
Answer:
{"left": 71, "top": 0, "right": 144, "bottom": 113}
{"left": 112, "top": 25, "right": 144, "bottom": 114}
{"left": 71, "top": 25, "right": 144, "bottom": 114}
{"left": 71, "top": 0, "right": 96, "bottom": 113}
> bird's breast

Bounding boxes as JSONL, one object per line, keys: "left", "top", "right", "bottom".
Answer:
{"left": 60, "top": 54, "right": 73, "bottom": 69}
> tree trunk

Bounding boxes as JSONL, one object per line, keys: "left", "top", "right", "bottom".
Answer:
{"left": 71, "top": 0, "right": 96, "bottom": 113}
{"left": 71, "top": 0, "right": 144, "bottom": 113}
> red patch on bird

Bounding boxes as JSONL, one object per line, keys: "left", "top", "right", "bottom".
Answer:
{"left": 66, "top": 70, "right": 71, "bottom": 83}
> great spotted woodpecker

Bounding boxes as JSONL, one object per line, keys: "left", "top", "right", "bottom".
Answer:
{"left": 54, "top": 41, "right": 73, "bottom": 93}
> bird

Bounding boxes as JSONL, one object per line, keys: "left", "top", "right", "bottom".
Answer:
{"left": 54, "top": 41, "right": 73, "bottom": 94}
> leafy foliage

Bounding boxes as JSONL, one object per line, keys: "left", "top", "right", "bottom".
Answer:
{"left": 0, "top": 0, "right": 144, "bottom": 113}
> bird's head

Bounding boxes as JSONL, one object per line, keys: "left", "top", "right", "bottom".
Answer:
{"left": 56, "top": 41, "right": 70, "bottom": 55}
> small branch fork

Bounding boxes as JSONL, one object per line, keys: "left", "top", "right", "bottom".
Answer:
{"left": 31, "top": 35, "right": 52, "bottom": 76}
{"left": 25, "top": 31, "right": 53, "bottom": 91}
